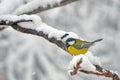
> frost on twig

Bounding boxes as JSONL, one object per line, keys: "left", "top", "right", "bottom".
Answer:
{"left": 68, "top": 54, "right": 120, "bottom": 80}
{"left": 0, "top": 15, "right": 119, "bottom": 80}
{"left": 13, "top": 0, "right": 78, "bottom": 15}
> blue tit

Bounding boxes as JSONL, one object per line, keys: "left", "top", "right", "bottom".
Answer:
{"left": 66, "top": 38, "right": 103, "bottom": 56}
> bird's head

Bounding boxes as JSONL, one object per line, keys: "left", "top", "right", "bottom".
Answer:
{"left": 66, "top": 38, "right": 76, "bottom": 46}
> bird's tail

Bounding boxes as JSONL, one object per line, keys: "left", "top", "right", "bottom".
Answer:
{"left": 83, "top": 38, "right": 103, "bottom": 48}
{"left": 91, "top": 38, "right": 103, "bottom": 45}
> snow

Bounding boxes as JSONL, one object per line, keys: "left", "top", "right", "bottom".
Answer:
{"left": 0, "top": 14, "right": 42, "bottom": 30}
{"left": 33, "top": 15, "right": 79, "bottom": 41}
{"left": 0, "top": 15, "right": 31, "bottom": 22}
{"left": 13, "top": 0, "right": 63, "bottom": 15}
{"left": 36, "top": 22, "right": 79, "bottom": 41}
{"left": 85, "top": 51, "right": 101, "bottom": 66}
{"left": 68, "top": 52, "right": 101, "bottom": 75}
{"left": 0, "top": 14, "right": 79, "bottom": 42}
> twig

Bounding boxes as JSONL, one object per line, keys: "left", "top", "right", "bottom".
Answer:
{"left": 94, "top": 65, "right": 120, "bottom": 80}
{"left": 70, "top": 59, "right": 120, "bottom": 80}
{"left": 70, "top": 58, "right": 83, "bottom": 75}
{"left": 21, "top": 0, "right": 78, "bottom": 15}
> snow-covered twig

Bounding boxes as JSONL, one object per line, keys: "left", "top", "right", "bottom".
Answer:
{"left": 68, "top": 55, "right": 120, "bottom": 80}
{"left": 13, "top": 0, "right": 78, "bottom": 15}
{"left": 70, "top": 58, "right": 83, "bottom": 75}
{"left": 0, "top": 15, "right": 68, "bottom": 50}
{"left": 81, "top": 65, "right": 119, "bottom": 80}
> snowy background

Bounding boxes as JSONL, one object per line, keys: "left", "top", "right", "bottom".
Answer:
{"left": 0, "top": 0, "right": 120, "bottom": 80}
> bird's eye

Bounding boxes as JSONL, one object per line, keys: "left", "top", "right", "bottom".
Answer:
{"left": 68, "top": 41, "right": 75, "bottom": 45}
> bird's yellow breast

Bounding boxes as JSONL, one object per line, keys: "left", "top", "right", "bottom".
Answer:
{"left": 67, "top": 46, "right": 88, "bottom": 56}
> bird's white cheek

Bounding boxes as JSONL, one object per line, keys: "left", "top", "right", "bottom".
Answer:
{"left": 68, "top": 41, "right": 75, "bottom": 45}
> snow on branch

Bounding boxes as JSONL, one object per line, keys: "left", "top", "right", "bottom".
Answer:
{"left": 0, "top": 15, "right": 119, "bottom": 80}
{"left": 68, "top": 53, "right": 120, "bottom": 80}
{"left": 13, "top": 0, "right": 78, "bottom": 15}
{"left": 0, "top": 15, "right": 78, "bottom": 50}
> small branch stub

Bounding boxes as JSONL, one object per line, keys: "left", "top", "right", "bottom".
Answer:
{"left": 70, "top": 58, "right": 83, "bottom": 75}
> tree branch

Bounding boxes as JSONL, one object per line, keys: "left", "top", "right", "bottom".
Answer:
{"left": 70, "top": 59, "right": 120, "bottom": 80}
{"left": 70, "top": 58, "right": 83, "bottom": 75}
{"left": 0, "top": 19, "right": 66, "bottom": 50}
{"left": 18, "top": 0, "right": 78, "bottom": 15}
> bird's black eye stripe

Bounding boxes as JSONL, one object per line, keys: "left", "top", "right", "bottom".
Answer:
{"left": 61, "top": 33, "right": 69, "bottom": 39}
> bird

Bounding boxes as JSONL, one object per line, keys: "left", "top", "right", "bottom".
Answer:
{"left": 66, "top": 38, "right": 103, "bottom": 56}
